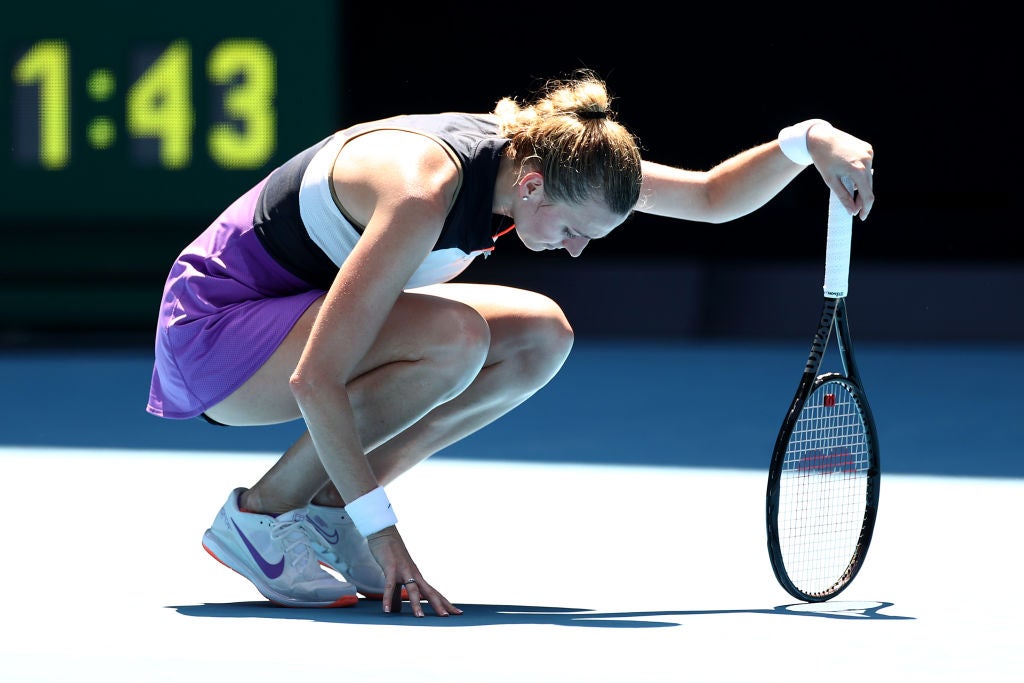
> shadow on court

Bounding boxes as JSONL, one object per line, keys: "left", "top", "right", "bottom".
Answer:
{"left": 169, "top": 600, "right": 914, "bottom": 628}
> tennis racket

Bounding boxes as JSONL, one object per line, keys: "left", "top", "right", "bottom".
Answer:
{"left": 765, "top": 180, "right": 881, "bottom": 602}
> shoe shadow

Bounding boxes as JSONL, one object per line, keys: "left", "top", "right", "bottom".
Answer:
{"left": 168, "top": 600, "right": 912, "bottom": 628}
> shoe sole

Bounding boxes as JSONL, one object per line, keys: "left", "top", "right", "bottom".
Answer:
{"left": 317, "top": 561, "right": 407, "bottom": 602}
{"left": 203, "top": 531, "right": 358, "bottom": 608}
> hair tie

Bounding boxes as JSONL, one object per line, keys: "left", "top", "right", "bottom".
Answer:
{"left": 578, "top": 109, "right": 607, "bottom": 120}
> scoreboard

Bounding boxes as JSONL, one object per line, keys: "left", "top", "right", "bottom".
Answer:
{"left": 1, "top": 1, "right": 341, "bottom": 335}
{"left": 2, "top": 1, "right": 340, "bottom": 222}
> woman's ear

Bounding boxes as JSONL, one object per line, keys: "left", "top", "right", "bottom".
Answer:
{"left": 518, "top": 171, "right": 544, "bottom": 202}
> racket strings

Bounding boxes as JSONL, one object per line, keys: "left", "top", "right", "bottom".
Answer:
{"left": 779, "top": 379, "right": 870, "bottom": 595}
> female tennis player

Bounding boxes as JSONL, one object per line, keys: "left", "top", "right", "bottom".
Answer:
{"left": 146, "top": 70, "right": 874, "bottom": 617}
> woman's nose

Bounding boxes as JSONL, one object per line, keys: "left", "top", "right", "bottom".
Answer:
{"left": 564, "top": 236, "right": 591, "bottom": 257}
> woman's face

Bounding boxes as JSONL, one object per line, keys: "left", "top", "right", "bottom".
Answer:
{"left": 512, "top": 176, "right": 625, "bottom": 257}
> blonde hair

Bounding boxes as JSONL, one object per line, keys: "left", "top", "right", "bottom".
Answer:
{"left": 493, "top": 70, "right": 642, "bottom": 216}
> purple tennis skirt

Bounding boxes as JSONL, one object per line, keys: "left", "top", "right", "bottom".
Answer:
{"left": 147, "top": 178, "right": 325, "bottom": 419}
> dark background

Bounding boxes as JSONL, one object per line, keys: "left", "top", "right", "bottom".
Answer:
{"left": 2, "top": 5, "right": 1020, "bottom": 480}
{"left": 2, "top": 4, "right": 1018, "bottom": 346}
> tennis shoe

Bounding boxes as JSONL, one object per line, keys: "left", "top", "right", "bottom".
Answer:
{"left": 202, "top": 488, "right": 359, "bottom": 608}
{"left": 303, "top": 502, "right": 389, "bottom": 599}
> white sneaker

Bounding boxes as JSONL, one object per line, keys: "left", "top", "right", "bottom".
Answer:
{"left": 202, "top": 488, "right": 359, "bottom": 608}
{"left": 303, "top": 503, "right": 388, "bottom": 599}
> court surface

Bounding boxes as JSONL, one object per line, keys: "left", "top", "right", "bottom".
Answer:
{"left": 2, "top": 340, "right": 1022, "bottom": 682}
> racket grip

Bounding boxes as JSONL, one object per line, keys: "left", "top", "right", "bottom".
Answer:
{"left": 823, "top": 177, "right": 856, "bottom": 298}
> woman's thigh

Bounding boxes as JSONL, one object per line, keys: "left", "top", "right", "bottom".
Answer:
{"left": 412, "top": 282, "right": 574, "bottom": 362}
{"left": 205, "top": 283, "right": 571, "bottom": 425}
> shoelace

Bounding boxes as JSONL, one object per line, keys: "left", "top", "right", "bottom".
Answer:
{"left": 269, "top": 516, "right": 323, "bottom": 572}
{"left": 295, "top": 516, "right": 344, "bottom": 567}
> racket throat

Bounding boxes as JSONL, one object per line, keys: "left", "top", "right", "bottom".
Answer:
{"left": 804, "top": 298, "right": 839, "bottom": 376}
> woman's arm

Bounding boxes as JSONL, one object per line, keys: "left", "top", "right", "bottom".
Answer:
{"left": 636, "top": 121, "right": 874, "bottom": 223}
{"left": 288, "top": 130, "right": 462, "bottom": 616}
{"left": 289, "top": 130, "right": 456, "bottom": 506}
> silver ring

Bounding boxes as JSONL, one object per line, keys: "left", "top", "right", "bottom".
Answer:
{"left": 402, "top": 579, "right": 416, "bottom": 586}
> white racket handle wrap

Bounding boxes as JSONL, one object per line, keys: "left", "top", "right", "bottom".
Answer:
{"left": 823, "top": 177, "right": 856, "bottom": 298}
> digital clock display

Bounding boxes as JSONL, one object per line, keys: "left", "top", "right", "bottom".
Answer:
{"left": 2, "top": 1, "right": 339, "bottom": 221}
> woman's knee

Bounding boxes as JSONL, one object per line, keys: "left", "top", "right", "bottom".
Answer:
{"left": 423, "top": 299, "right": 492, "bottom": 396}
{"left": 530, "top": 301, "right": 575, "bottom": 364}
{"left": 500, "top": 293, "right": 575, "bottom": 386}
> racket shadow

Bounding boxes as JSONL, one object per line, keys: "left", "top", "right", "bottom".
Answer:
{"left": 167, "top": 600, "right": 913, "bottom": 628}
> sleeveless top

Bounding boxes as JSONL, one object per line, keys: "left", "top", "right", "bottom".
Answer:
{"left": 253, "top": 112, "right": 514, "bottom": 291}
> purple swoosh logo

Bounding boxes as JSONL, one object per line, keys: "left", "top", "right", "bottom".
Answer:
{"left": 231, "top": 520, "right": 285, "bottom": 579}
{"left": 307, "top": 515, "right": 340, "bottom": 545}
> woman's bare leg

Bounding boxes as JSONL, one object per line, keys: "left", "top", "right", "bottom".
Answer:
{"left": 205, "top": 283, "right": 573, "bottom": 513}
{"left": 314, "top": 282, "right": 574, "bottom": 504}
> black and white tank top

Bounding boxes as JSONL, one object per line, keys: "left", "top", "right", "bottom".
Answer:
{"left": 253, "top": 112, "right": 513, "bottom": 290}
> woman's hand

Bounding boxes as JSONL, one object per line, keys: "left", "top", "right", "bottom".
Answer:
{"left": 808, "top": 123, "right": 875, "bottom": 221}
{"left": 367, "top": 527, "right": 463, "bottom": 617}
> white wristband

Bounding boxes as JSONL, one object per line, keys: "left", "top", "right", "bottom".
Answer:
{"left": 345, "top": 486, "right": 397, "bottom": 537}
{"left": 778, "top": 119, "right": 828, "bottom": 166}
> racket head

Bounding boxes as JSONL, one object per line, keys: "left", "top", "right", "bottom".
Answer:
{"left": 766, "top": 370, "right": 880, "bottom": 602}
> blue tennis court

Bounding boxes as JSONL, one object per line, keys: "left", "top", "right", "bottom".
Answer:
{"left": 2, "top": 340, "right": 1021, "bottom": 682}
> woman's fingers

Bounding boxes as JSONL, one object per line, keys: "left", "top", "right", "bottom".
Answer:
{"left": 385, "top": 575, "right": 463, "bottom": 617}
{"left": 369, "top": 527, "right": 462, "bottom": 617}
